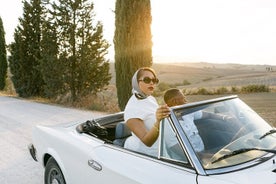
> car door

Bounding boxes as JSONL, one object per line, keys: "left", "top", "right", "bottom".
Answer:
{"left": 86, "top": 145, "right": 197, "bottom": 184}
{"left": 81, "top": 117, "right": 198, "bottom": 184}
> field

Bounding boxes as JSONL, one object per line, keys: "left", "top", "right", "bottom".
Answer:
{"left": 110, "top": 62, "right": 276, "bottom": 87}
{"left": 153, "top": 63, "right": 276, "bottom": 126}
{"left": 154, "top": 62, "right": 276, "bottom": 89}
{"left": 109, "top": 62, "right": 276, "bottom": 126}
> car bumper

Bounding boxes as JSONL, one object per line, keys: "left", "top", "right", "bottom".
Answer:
{"left": 28, "top": 144, "right": 37, "bottom": 161}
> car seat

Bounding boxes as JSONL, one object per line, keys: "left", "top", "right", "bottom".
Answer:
{"left": 113, "top": 122, "right": 131, "bottom": 147}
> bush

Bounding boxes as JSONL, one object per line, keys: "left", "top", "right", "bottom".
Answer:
{"left": 196, "top": 88, "right": 210, "bottom": 95}
{"left": 241, "top": 85, "right": 269, "bottom": 93}
{"left": 231, "top": 86, "right": 239, "bottom": 93}
{"left": 179, "top": 84, "right": 270, "bottom": 96}
{"left": 215, "top": 87, "right": 228, "bottom": 94}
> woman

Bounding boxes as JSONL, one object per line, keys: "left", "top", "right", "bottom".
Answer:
{"left": 124, "top": 67, "right": 170, "bottom": 156}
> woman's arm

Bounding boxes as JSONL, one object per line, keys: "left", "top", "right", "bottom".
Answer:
{"left": 126, "top": 105, "right": 170, "bottom": 147}
{"left": 126, "top": 118, "right": 159, "bottom": 147}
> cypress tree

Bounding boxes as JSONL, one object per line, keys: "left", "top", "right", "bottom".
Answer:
{"left": 50, "top": 0, "right": 111, "bottom": 101}
{"left": 39, "top": 19, "right": 62, "bottom": 97}
{"left": 9, "top": 0, "right": 44, "bottom": 97}
{"left": 9, "top": 29, "right": 23, "bottom": 95}
{"left": 114, "top": 0, "right": 153, "bottom": 110}
{"left": 0, "top": 17, "right": 7, "bottom": 90}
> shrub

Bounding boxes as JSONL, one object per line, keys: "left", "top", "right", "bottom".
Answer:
{"left": 241, "top": 85, "right": 269, "bottom": 93}
{"left": 215, "top": 87, "right": 228, "bottom": 94}
{"left": 196, "top": 88, "right": 210, "bottom": 95}
{"left": 231, "top": 86, "right": 239, "bottom": 93}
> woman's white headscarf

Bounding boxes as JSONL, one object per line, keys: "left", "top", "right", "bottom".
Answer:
{"left": 131, "top": 69, "right": 148, "bottom": 99}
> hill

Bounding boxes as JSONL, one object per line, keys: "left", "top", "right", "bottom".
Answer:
{"left": 109, "top": 62, "right": 276, "bottom": 90}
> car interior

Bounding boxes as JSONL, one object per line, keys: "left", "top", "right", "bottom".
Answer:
{"left": 76, "top": 113, "right": 131, "bottom": 147}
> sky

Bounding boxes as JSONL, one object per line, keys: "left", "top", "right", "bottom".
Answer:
{"left": 1, "top": 0, "right": 276, "bottom": 66}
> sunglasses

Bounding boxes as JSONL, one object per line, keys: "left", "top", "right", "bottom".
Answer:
{"left": 139, "top": 77, "right": 159, "bottom": 84}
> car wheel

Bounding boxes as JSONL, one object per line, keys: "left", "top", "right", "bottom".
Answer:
{"left": 45, "top": 157, "right": 66, "bottom": 184}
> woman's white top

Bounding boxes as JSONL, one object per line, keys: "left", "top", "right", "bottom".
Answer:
{"left": 124, "top": 95, "right": 159, "bottom": 157}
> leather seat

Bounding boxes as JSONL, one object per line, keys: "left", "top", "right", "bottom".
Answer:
{"left": 113, "top": 122, "right": 131, "bottom": 147}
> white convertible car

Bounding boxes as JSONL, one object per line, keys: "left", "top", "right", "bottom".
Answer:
{"left": 29, "top": 95, "right": 276, "bottom": 184}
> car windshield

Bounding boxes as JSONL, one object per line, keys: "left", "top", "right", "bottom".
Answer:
{"left": 168, "top": 97, "right": 276, "bottom": 170}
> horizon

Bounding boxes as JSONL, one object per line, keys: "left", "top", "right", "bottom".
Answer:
{"left": 109, "top": 57, "right": 276, "bottom": 67}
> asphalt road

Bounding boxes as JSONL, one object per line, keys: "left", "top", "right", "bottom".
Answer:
{"left": 0, "top": 96, "right": 104, "bottom": 184}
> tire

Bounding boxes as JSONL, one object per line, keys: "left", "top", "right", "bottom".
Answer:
{"left": 44, "top": 157, "right": 66, "bottom": 184}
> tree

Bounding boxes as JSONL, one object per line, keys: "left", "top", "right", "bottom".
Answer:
{"left": 39, "top": 19, "right": 62, "bottom": 97}
{"left": 9, "top": 0, "right": 45, "bottom": 97}
{"left": 114, "top": 0, "right": 153, "bottom": 110}
{"left": 50, "top": 0, "right": 111, "bottom": 101}
{"left": 0, "top": 17, "right": 7, "bottom": 90}
{"left": 9, "top": 29, "right": 23, "bottom": 95}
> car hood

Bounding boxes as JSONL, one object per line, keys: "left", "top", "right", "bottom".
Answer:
{"left": 200, "top": 155, "right": 276, "bottom": 184}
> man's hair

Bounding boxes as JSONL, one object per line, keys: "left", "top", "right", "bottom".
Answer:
{"left": 164, "top": 88, "right": 182, "bottom": 104}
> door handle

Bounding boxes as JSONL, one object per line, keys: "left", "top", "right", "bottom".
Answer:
{"left": 88, "top": 159, "right": 102, "bottom": 171}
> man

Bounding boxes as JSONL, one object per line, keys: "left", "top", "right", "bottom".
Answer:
{"left": 163, "top": 88, "right": 237, "bottom": 160}
{"left": 164, "top": 88, "right": 204, "bottom": 152}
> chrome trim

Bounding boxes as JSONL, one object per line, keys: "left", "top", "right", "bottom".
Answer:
{"left": 169, "top": 112, "right": 206, "bottom": 175}
{"left": 170, "top": 95, "right": 238, "bottom": 111}
{"left": 88, "top": 159, "right": 102, "bottom": 171}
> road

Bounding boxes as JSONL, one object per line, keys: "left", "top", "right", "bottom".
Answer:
{"left": 0, "top": 96, "right": 104, "bottom": 184}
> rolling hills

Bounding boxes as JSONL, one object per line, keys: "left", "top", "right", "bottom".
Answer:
{"left": 109, "top": 62, "right": 276, "bottom": 90}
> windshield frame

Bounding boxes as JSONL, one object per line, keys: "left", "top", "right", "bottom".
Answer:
{"left": 166, "top": 95, "right": 276, "bottom": 174}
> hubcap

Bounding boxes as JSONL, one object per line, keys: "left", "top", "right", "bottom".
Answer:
{"left": 51, "top": 178, "right": 59, "bottom": 184}
{"left": 48, "top": 168, "right": 64, "bottom": 184}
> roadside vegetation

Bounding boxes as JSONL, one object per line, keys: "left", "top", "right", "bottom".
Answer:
{"left": 1, "top": 76, "right": 274, "bottom": 111}
{"left": 1, "top": 61, "right": 275, "bottom": 114}
{"left": 5, "top": 0, "right": 111, "bottom": 102}
{"left": 157, "top": 84, "right": 270, "bottom": 96}
{"left": 1, "top": 67, "right": 275, "bottom": 128}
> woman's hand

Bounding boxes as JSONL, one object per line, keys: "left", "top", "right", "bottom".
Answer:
{"left": 156, "top": 104, "right": 170, "bottom": 122}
